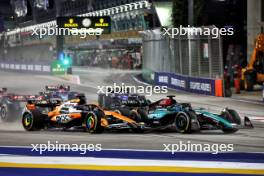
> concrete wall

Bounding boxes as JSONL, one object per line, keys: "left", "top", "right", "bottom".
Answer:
{"left": 247, "top": 0, "right": 262, "bottom": 61}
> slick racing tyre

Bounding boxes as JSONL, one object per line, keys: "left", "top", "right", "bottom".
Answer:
{"left": 129, "top": 110, "right": 143, "bottom": 122}
{"left": 136, "top": 108, "right": 148, "bottom": 123}
{"left": 0, "top": 102, "right": 20, "bottom": 122}
{"left": 22, "top": 110, "right": 45, "bottom": 131}
{"left": 128, "top": 110, "right": 145, "bottom": 133}
{"left": 0, "top": 104, "right": 8, "bottom": 122}
{"left": 175, "top": 111, "right": 192, "bottom": 133}
{"left": 85, "top": 111, "right": 104, "bottom": 134}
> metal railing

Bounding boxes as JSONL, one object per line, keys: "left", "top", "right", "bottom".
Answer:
{"left": 141, "top": 28, "right": 223, "bottom": 79}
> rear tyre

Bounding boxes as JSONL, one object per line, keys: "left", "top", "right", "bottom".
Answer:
{"left": 0, "top": 104, "right": 8, "bottom": 122}
{"left": 175, "top": 111, "right": 192, "bottom": 133}
{"left": 0, "top": 102, "right": 19, "bottom": 122}
{"left": 22, "top": 110, "right": 45, "bottom": 131}
{"left": 136, "top": 108, "right": 148, "bottom": 123}
{"left": 128, "top": 110, "right": 145, "bottom": 133}
{"left": 84, "top": 111, "right": 104, "bottom": 133}
{"left": 129, "top": 110, "right": 142, "bottom": 122}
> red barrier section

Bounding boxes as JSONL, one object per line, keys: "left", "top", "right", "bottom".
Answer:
{"left": 215, "top": 79, "right": 223, "bottom": 97}
{"left": 234, "top": 78, "right": 240, "bottom": 94}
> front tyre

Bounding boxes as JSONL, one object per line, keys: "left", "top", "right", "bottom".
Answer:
{"left": 84, "top": 111, "right": 104, "bottom": 133}
{"left": 0, "top": 104, "right": 8, "bottom": 122}
{"left": 175, "top": 112, "right": 192, "bottom": 133}
{"left": 22, "top": 110, "right": 44, "bottom": 131}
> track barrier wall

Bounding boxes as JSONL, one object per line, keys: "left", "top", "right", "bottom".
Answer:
{"left": 263, "top": 83, "right": 264, "bottom": 102}
{"left": 0, "top": 62, "right": 51, "bottom": 74}
{"left": 155, "top": 72, "right": 223, "bottom": 97}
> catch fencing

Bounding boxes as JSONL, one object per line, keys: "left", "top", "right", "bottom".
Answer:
{"left": 141, "top": 27, "right": 223, "bottom": 79}
{"left": 141, "top": 27, "right": 224, "bottom": 96}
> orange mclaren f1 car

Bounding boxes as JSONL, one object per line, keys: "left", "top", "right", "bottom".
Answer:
{"left": 22, "top": 95, "right": 144, "bottom": 133}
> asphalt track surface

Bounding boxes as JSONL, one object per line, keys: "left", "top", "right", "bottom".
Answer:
{"left": 0, "top": 69, "right": 263, "bottom": 153}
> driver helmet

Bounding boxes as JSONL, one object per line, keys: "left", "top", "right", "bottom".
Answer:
{"left": 159, "top": 96, "right": 176, "bottom": 107}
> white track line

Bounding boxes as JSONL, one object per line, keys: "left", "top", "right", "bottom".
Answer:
{"left": 0, "top": 156, "right": 263, "bottom": 169}
{"left": 1, "top": 145, "right": 264, "bottom": 154}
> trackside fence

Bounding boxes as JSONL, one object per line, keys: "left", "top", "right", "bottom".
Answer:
{"left": 141, "top": 27, "right": 224, "bottom": 96}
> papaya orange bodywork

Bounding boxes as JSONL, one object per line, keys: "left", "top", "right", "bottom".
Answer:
{"left": 101, "top": 118, "right": 109, "bottom": 127}
{"left": 104, "top": 111, "right": 136, "bottom": 123}
{"left": 69, "top": 113, "right": 82, "bottom": 119}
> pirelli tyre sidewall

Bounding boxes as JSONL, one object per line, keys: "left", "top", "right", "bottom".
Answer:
{"left": 22, "top": 110, "right": 44, "bottom": 131}
{"left": 0, "top": 101, "right": 21, "bottom": 122}
{"left": 0, "top": 103, "right": 8, "bottom": 122}
{"left": 85, "top": 111, "right": 104, "bottom": 133}
{"left": 129, "top": 110, "right": 142, "bottom": 122}
{"left": 175, "top": 111, "right": 192, "bottom": 133}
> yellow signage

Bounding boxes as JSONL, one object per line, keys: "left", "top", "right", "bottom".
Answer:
{"left": 64, "top": 18, "right": 79, "bottom": 28}
{"left": 95, "top": 18, "right": 109, "bottom": 27}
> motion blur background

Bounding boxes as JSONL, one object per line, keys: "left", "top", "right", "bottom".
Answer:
{"left": 0, "top": 0, "right": 250, "bottom": 67}
{"left": 0, "top": 0, "right": 263, "bottom": 98}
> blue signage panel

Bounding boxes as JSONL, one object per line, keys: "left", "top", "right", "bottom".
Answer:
{"left": 169, "top": 73, "right": 188, "bottom": 91}
{"left": 154, "top": 72, "right": 170, "bottom": 87}
{"left": 188, "top": 77, "right": 215, "bottom": 96}
{"left": 155, "top": 72, "right": 216, "bottom": 96}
